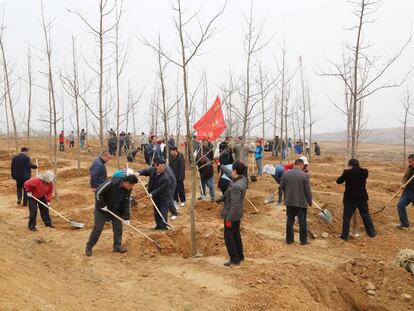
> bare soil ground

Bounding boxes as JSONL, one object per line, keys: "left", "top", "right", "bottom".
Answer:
{"left": 0, "top": 139, "right": 413, "bottom": 310}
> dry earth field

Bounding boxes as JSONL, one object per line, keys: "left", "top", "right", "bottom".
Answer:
{"left": 0, "top": 138, "right": 413, "bottom": 311}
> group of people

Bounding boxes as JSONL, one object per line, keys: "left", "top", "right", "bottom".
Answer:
{"left": 9, "top": 138, "right": 414, "bottom": 267}
{"left": 272, "top": 136, "right": 321, "bottom": 160}
{"left": 58, "top": 129, "right": 88, "bottom": 151}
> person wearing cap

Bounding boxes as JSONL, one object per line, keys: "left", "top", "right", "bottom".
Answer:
{"left": 112, "top": 168, "right": 135, "bottom": 179}
{"left": 280, "top": 158, "right": 313, "bottom": 245}
{"left": 24, "top": 171, "right": 55, "bottom": 231}
{"left": 336, "top": 159, "right": 376, "bottom": 240}
{"left": 11, "top": 147, "right": 38, "bottom": 206}
{"left": 220, "top": 161, "right": 247, "bottom": 266}
{"left": 85, "top": 174, "right": 138, "bottom": 256}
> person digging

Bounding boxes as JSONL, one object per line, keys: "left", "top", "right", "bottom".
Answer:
{"left": 395, "top": 154, "right": 414, "bottom": 229}
{"left": 336, "top": 159, "right": 376, "bottom": 240}
{"left": 24, "top": 171, "right": 55, "bottom": 231}
{"left": 85, "top": 174, "right": 138, "bottom": 257}
{"left": 280, "top": 158, "right": 312, "bottom": 245}
{"left": 220, "top": 161, "right": 247, "bottom": 267}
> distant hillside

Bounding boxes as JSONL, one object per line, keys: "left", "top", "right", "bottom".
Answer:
{"left": 314, "top": 127, "right": 414, "bottom": 145}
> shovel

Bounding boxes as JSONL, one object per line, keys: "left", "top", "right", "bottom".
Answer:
{"left": 312, "top": 200, "right": 333, "bottom": 224}
{"left": 31, "top": 196, "right": 84, "bottom": 229}
{"left": 374, "top": 174, "right": 414, "bottom": 214}
{"left": 104, "top": 209, "right": 161, "bottom": 250}
{"left": 245, "top": 196, "right": 259, "bottom": 214}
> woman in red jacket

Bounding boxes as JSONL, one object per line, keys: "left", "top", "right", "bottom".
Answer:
{"left": 24, "top": 171, "right": 55, "bottom": 231}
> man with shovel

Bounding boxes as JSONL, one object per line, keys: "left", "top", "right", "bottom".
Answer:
{"left": 280, "top": 158, "right": 312, "bottom": 245}
{"left": 85, "top": 174, "right": 138, "bottom": 256}
{"left": 395, "top": 154, "right": 414, "bottom": 229}
{"left": 24, "top": 171, "right": 55, "bottom": 231}
{"left": 138, "top": 160, "right": 171, "bottom": 230}
{"left": 336, "top": 159, "right": 376, "bottom": 240}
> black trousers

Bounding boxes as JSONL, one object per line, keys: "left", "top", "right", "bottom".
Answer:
{"left": 16, "top": 178, "right": 29, "bottom": 204}
{"left": 174, "top": 180, "right": 186, "bottom": 203}
{"left": 69, "top": 141, "right": 74, "bottom": 148}
{"left": 224, "top": 220, "right": 244, "bottom": 263}
{"left": 286, "top": 206, "right": 308, "bottom": 244}
{"left": 59, "top": 142, "right": 64, "bottom": 151}
{"left": 340, "top": 201, "right": 376, "bottom": 240}
{"left": 154, "top": 200, "right": 169, "bottom": 230}
{"left": 28, "top": 197, "right": 52, "bottom": 229}
{"left": 86, "top": 208, "right": 123, "bottom": 250}
{"left": 218, "top": 178, "right": 230, "bottom": 195}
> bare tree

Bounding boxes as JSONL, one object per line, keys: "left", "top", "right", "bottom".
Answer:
{"left": 401, "top": 87, "right": 412, "bottom": 167}
{"left": 40, "top": 0, "right": 59, "bottom": 198}
{"left": 0, "top": 12, "right": 18, "bottom": 153}
{"left": 321, "top": 0, "right": 410, "bottom": 158}
{"left": 26, "top": 47, "right": 33, "bottom": 150}
{"left": 72, "top": 0, "right": 118, "bottom": 151}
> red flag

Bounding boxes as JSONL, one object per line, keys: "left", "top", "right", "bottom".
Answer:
{"left": 193, "top": 96, "right": 227, "bottom": 142}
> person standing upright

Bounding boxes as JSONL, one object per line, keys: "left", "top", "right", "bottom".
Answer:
{"left": 58, "top": 131, "right": 65, "bottom": 151}
{"left": 280, "top": 158, "right": 312, "bottom": 245}
{"left": 69, "top": 131, "right": 75, "bottom": 148}
{"left": 255, "top": 140, "right": 263, "bottom": 176}
{"left": 314, "top": 142, "right": 321, "bottom": 156}
{"left": 11, "top": 147, "right": 38, "bottom": 206}
{"left": 90, "top": 150, "right": 110, "bottom": 192}
{"left": 395, "top": 154, "right": 414, "bottom": 229}
{"left": 232, "top": 136, "right": 255, "bottom": 184}
{"left": 139, "top": 132, "right": 149, "bottom": 154}
{"left": 80, "top": 129, "right": 87, "bottom": 149}
{"left": 220, "top": 161, "right": 247, "bottom": 266}
{"left": 169, "top": 146, "right": 186, "bottom": 207}
{"left": 336, "top": 159, "right": 376, "bottom": 240}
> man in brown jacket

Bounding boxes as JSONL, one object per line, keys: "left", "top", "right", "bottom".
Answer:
{"left": 280, "top": 158, "right": 312, "bottom": 245}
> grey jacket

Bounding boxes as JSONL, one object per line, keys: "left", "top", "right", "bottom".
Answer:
{"left": 233, "top": 143, "right": 254, "bottom": 164}
{"left": 220, "top": 165, "right": 247, "bottom": 222}
{"left": 280, "top": 168, "right": 312, "bottom": 208}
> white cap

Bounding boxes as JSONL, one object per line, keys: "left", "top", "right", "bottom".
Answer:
{"left": 299, "top": 156, "right": 309, "bottom": 165}
{"left": 126, "top": 168, "right": 134, "bottom": 176}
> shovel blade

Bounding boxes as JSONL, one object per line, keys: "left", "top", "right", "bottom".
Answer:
{"left": 70, "top": 221, "right": 85, "bottom": 229}
{"left": 319, "top": 209, "right": 333, "bottom": 224}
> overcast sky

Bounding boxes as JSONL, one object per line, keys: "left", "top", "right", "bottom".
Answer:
{"left": 1, "top": 0, "right": 414, "bottom": 137}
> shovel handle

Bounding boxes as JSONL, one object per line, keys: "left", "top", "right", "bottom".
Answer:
{"left": 104, "top": 209, "right": 161, "bottom": 248}
{"left": 31, "top": 196, "right": 72, "bottom": 223}
{"left": 35, "top": 159, "right": 39, "bottom": 176}
{"left": 137, "top": 175, "right": 174, "bottom": 229}
{"left": 375, "top": 174, "right": 414, "bottom": 214}
{"left": 245, "top": 196, "right": 259, "bottom": 213}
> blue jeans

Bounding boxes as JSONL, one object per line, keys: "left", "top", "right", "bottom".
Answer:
{"left": 256, "top": 158, "right": 263, "bottom": 176}
{"left": 397, "top": 189, "right": 414, "bottom": 227}
{"left": 201, "top": 177, "right": 216, "bottom": 200}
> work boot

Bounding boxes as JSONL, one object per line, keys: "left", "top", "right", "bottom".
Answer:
{"left": 300, "top": 241, "right": 310, "bottom": 246}
{"left": 46, "top": 224, "right": 55, "bottom": 229}
{"left": 395, "top": 224, "right": 409, "bottom": 230}
{"left": 85, "top": 246, "right": 92, "bottom": 257}
{"left": 113, "top": 246, "right": 128, "bottom": 254}
{"left": 224, "top": 260, "right": 240, "bottom": 267}
{"left": 29, "top": 227, "right": 38, "bottom": 232}
{"left": 17, "top": 200, "right": 21, "bottom": 205}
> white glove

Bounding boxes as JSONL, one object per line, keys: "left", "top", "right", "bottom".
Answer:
{"left": 101, "top": 206, "right": 109, "bottom": 212}
{"left": 135, "top": 172, "right": 140, "bottom": 177}
{"left": 124, "top": 220, "right": 130, "bottom": 225}
{"left": 27, "top": 192, "right": 32, "bottom": 197}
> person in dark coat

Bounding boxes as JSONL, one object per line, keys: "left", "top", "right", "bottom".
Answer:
{"left": 314, "top": 142, "right": 321, "bottom": 156}
{"left": 220, "top": 161, "right": 247, "bottom": 266}
{"left": 395, "top": 154, "right": 414, "bottom": 229}
{"left": 169, "top": 146, "right": 186, "bottom": 207}
{"left": 11, "top": 147, "right": 38, "bottom": 206}
{"left": 336, "top": 159, "right": 376, "bottom": 240}
{"left": 138, "top": 160, "right": 170, "bottom": 230}
{"left": 85, "top": 175, "right": 138, "bottom": 256}
{"left": 108, "top": 135, "right": 117, "bottom": 156}
{"left": 197, "top": 155, "right": 216, "bottom": 202}
{"left": 280, "top": 158, "right": 313, "bottom": 245}
{"left": 89, "top": 151, "right": 110, "bottom": 191}
{"left": 145, "top": 135, "right": 163, "bottom": 165}
{"left": 165, "top": 165, "right": 178, "bottom": 219}
{"left": 218, "top": 136, "right": 234, "bottom": 167}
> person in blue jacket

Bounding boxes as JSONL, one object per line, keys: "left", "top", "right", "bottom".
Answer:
{"left": 89, "top": 150, "right": 110, "bottom": 192}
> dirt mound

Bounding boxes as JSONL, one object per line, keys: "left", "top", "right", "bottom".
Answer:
{"left": 57, "top": 168, "right": 90, "bottom": 180}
